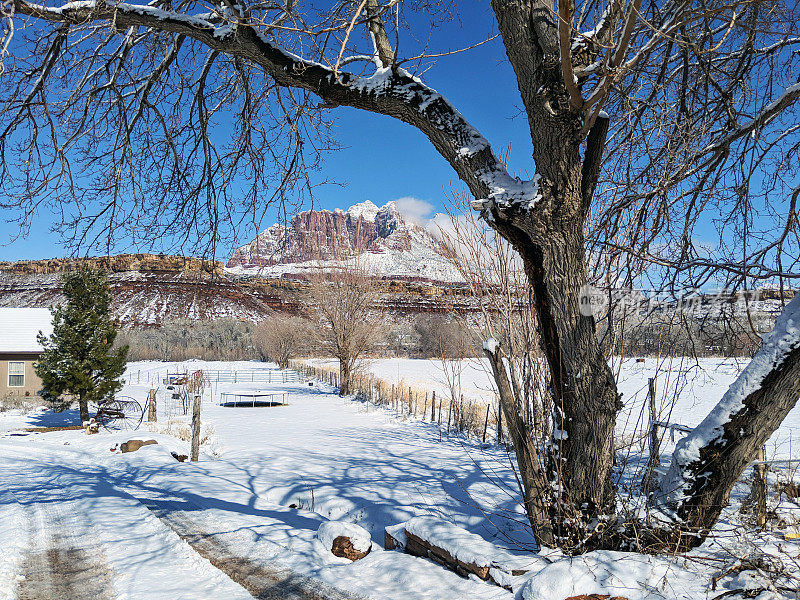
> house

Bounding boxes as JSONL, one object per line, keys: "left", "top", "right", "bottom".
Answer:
{"left": 0, "top": 308, "right": 54, "bottom": 398}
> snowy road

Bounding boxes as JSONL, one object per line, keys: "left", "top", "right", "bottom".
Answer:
{"left": 0, "top": 436, "right": 371, "bottom": 600}
{"left": 127, "top": 487, "right": 363, "bottom": 600}
{"left": 17, "top": 504, "right": 115, "bottom": 600}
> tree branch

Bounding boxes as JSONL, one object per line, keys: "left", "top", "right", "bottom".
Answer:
{"left": 13, "top": 0, "right": 530, "bottom": 206}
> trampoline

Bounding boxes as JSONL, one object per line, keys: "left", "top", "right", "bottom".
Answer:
{"left": 219, "top": 390, "right": 289, "bottom": 407}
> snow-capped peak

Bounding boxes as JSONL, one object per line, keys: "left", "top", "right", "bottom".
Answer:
{"left": 346, "top": 200, "right": 381, "bottom": 221}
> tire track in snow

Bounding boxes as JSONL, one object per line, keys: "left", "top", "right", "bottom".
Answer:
{"left": 136, "top": 499, "right": 365, "bottom": 600}
{"left": 16, "top": 507, "right": 115, "bottom": 600}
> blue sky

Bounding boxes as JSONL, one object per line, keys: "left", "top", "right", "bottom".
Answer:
{"left": 0, "top": 2, "right": 537, "bottom": 262}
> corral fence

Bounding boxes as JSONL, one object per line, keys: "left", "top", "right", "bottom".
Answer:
{"left": 131, "top": 366, "right": 301, "bottom": 418}
{"left": 290, "top": 360, "right": 505, "bottom": 445}
{"left": 643, "top": 376, "right": 799, "bottom": 528}
{"left": 169, "top": 369, "right": 299, "bottom": 385}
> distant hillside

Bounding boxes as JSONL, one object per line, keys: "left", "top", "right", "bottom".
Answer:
{"left": 0, "top": 253, "right": 474, "bottom": 328}
{"left": 0, "top": 254, "right": 290, "bottom": 327}
{"left": 226, "top": 200, "right": 463, "bottom": 283}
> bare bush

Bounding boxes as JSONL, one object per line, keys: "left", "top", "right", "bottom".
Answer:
{"left": 118, "top": 318, "right": 258, "bottom": 361}
{"left": 253, "top": 315, "right": 315, "bottom": 369}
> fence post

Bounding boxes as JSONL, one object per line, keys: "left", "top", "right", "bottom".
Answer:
{"left": 147, "top": 389, "right": 157, "bottom": 422}
{"left": 482, "top": 404, "right": 490, "bottom": 443}
{"left": 409, "top": 387, "right": 413, "bottom": 416}
{"left": 496, "top": 404, "right": 503, "bottom": 443}
{"left": 446, "top": 400, "right": 452, "bottom": 434}
{"left": 644, "top": 377, "right": 659, "bottom": 491}
{"left": 191, "top": 394, "right": 202, "bottom": 462}
{"left": 753, "top": 446, "right": 768, "bottom": 528}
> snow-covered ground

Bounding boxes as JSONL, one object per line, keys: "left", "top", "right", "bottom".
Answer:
{"left": 1, "top": 359, "right": 798, "bottom": 600}
{"left": 311, "top": 356, "right": 800, "bottom": 461}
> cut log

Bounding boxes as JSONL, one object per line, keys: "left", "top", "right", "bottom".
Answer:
{"left": 404, "top": 530, "right": 490, "bottom": 580}
{"left": 331, "top": 536, "right": 370, "bottom": 561}
{"left": 385, "top": 517, "right": 532, "bottom": 589}
{"left": 316, "top": 521, "right": 372, "bottom": 561}
{"left": 384, "top": 524, "right": 406, "bottom": 551}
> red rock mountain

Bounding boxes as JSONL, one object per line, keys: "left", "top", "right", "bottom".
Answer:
{"left": 226, "top": 201, "right": 461, "bottom": 283}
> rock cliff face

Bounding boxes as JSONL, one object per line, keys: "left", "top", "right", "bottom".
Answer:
{"left": 0, "top": 251, "right": 473, "bottom": 328}
{"left": 226, "top": 201, "right": 461, "bottom": 283}
{"left": 0, "top": 254, "right": 223, "bottom": 276}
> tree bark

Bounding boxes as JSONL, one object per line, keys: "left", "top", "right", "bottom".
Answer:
{"left": 527, "top": 226, "right": 619, "bottom": 549}
{"left": 339, "top": 359, "right": 350, "bottom": 396}
{"left": 484, "top": 182, "right": 620, "bottom": 550}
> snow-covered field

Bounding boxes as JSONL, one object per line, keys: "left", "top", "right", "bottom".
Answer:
{"left": 312, "top": 356, "right": 800, "bottom": 461}
{"left": 1, "top": 359, "right": 798, "bottom": 600}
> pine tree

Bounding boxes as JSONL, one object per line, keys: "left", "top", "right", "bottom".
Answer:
{"left": 36, "top": 268, "right": 129, "bottom": 424}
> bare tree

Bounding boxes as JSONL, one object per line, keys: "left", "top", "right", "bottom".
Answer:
{"left": 253, "top": 314, "right": 314, "bottom": 368}
{"left": 306, "top": 260, "right": 382, "bottom": 396}
{"left": 3, "top": 0, "right": 800, "bottom": 551}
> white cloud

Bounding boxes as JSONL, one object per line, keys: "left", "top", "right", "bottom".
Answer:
{"left": 394, "top": 196, "right": 435, "bottom": 226}
{"left": 425, "top": 212, "right": 462, "bottom": 241}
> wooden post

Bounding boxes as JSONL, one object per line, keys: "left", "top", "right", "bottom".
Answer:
{"left": 644, "top": 377, "right": 659, "bottom": 492}
{"left": 409, "top": 387, "right": 413, "bottom": 415}
{"left": 431, "top": 391, "right": 436, "bottom": 421}
{"left": 191, "top": 394, "right": 201, "bottom": 462}
{"left": 147, "top": 389, "right": 157, "bottom": 422}
{"left": 482, "top": 404, "right": 490, "bottom": 443}
{"left": 422, "top": 392, "right": 428, "bottom": 420}
{"left": 446, "top": 400, "right": 452, "bottom": 433}
{"left": 753, "top": 446, "right": 768, "bottom": 528}
{"left": 496, "top": 404, "right": 503, "bottom": 443}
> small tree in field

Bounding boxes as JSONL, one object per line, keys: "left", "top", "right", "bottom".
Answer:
{"left": 36, "top": 268, "right": 128, "bottom": 424}
{"left": 307, "top": 261, "right": 382, "bottom": 396}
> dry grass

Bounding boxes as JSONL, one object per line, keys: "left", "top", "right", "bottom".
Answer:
{"left": 0, "top": 394, "right": 44, "bottom": 414}
{"left": 144, "top": 418, "right": 216, "bottom": 446}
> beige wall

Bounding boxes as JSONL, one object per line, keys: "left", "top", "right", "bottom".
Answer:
{"left": 0, "top": 353, "right": 43, "bottom": 398}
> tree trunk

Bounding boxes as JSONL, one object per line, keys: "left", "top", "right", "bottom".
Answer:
{"left": 658, "top": 298, "right": 800, "bottom": 546}
{"left": 78, "top": 395, "right": 89, "bottom": 424}
{"left": 339, "top": 360, "right": 350, "bottom": 396}
{"left": 489, "top": 214, "right": 620, "bottom": 551}
{"left": 484, "top": 344, "right": 555, "bottom": 547}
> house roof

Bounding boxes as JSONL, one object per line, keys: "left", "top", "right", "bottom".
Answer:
{"left": 0, "top": 308, "right": 54, "bottom": 353}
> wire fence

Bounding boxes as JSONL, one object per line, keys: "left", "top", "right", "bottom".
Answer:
{"left": 290, "top": 360, "right": 504, "bottom": 444}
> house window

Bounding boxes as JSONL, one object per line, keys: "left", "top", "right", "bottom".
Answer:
{"left": 8, "top": 362, "right": 25, "bottom": 387}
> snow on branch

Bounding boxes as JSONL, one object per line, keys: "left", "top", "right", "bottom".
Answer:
{"left": 658, "top": 293, "right": 800, "bottom": 511}
{"left": 702, "top": 82, "right": 800, "bottom": 155}
{"left": 13, "top": 0, "right": 538, "bottom": 210}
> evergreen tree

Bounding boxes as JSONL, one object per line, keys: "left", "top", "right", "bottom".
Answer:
{"left": 36, "top": 268, "right": 129, "bottom": 423}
